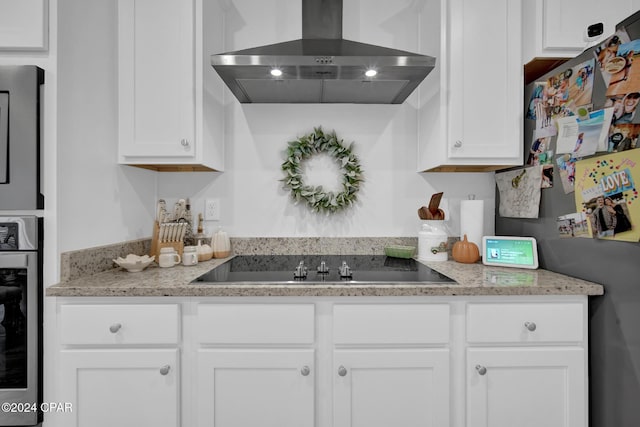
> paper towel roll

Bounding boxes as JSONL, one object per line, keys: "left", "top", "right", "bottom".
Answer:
{"left": 460, "top": 199, "right": 484, "bottom": 254}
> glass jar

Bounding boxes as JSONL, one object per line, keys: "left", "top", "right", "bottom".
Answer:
{"left": 182, "top": 246, "right": 198, "bottom": 266}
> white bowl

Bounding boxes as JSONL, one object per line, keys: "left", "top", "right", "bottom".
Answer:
{"left": 113, "top": 254, "right": 155, "bottom": 272}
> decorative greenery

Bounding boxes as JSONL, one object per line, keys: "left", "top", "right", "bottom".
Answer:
{"left": 281, "top": 127, "right": 364, "bottom": 213}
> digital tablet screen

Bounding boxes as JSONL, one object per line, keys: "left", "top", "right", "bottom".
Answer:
{"left": 482, "top": 236, "right": 539, "bottom": 269}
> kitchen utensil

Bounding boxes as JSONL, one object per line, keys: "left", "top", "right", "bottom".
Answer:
{"left": 418, "top": 206, "right": 430, "bottom": 219}
{"left": 179, "top": 222, "right": 187, "bottom": 243}
{"left": 427, "top": 192, "right": 445, "bottom": 220}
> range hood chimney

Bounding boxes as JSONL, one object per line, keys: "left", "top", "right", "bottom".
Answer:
{"left": 210, "top": 0, "right": 436, "bottom": 104}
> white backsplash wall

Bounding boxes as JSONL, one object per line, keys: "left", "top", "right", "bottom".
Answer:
{"left": 57, "top": 0, "right": 157, "bottom": 253}
{"left": 157, "top": 102, "right": 496, "bottom": 238}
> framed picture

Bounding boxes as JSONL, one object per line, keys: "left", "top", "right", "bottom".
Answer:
{"left": 0, "top": 0, "right": 48, "bottom": 50}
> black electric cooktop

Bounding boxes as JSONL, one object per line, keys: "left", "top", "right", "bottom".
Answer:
{"left": 192, "top": 255, "right": 456, "bottom": 284}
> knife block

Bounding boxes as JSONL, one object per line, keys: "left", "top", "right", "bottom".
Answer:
{"left": 150, "top": 221, "right": 184, "bottom": 258}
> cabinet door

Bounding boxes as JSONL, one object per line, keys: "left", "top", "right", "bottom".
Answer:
{"left": 197, "top": 349, "right": 315, "bottom": 427}
{"left": 334, "top": 349, "right": 449, "bottom": 427}
{"left": 59, "top": 349, "right": 179, "bottom": 427}
{"left": 447, "top": 0, "right": 522, "bottom": 163}
{"left": 467, "top": 347, "right": 586, "bottom": 427}
{"left": 541, "top": 0, "right": 636, "bottom": 54}
{"left": 118, "top": 0, "right": 196, "bottom": 159}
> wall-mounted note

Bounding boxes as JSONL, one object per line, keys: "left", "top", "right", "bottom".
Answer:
{"left": 495, "top": 166, "right": 543, "bottom": 218}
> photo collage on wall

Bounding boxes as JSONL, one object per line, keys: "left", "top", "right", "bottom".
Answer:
{"left": 522, "top": 22, "right": 640, "bottom": 236}
{"left": 573, "top": 150, "right": 640, "bottom": 242}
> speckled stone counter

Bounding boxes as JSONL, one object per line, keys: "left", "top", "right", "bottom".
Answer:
{"left": 46, "top": 256, "right": 604, "bottom": 297}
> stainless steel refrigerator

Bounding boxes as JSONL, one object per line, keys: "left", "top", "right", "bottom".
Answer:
{"left": 497, "top": 10, "right": 640, "bottom": 426}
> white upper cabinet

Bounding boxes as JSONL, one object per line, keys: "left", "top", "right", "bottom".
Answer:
{"left": 117, "top": 0, "right": 225, "bottom": 171}
{"left": 417, "top": 0, "right": 523, "bottom": 172}
{"left": 0, "top": 0, "right": 48, "bottom": 50}
{"left": 522, "top": 0, "right": 640, "bottom": 63}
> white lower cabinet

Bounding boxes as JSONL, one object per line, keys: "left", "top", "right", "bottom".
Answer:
{"left": 195, "top": 303, "right": 316, "bottom": 427}
{"left": 55, "top": 303, "right": 181, "bottom": 427}
{"left": 196, "top": 349, "right": 315, "bottom": 427}
{"left": 52, "top": 296, "right": 589, "bottom": 427}
{"left": 465, "top": 301, "right": 587, "bottom": 427}
{"left": 333, "top": 349, "right": 449, "bottom": 427}
{"left": 467, "top": 348, "right": 585, "bottom": 427}
{"left": 59, "top": 349, "right": 180, "bottom": 427}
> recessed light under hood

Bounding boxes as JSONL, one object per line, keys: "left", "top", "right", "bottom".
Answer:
{"left": 210, "top": 0, "right": 436, "bottom": 104}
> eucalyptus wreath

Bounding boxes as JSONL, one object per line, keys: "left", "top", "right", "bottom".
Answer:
{"left": 281, "top": 127, "right": 364, "bottom": 213}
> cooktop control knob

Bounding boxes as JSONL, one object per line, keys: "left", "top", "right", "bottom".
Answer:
{"left": 317, "top": 260, "right": 329, "bottom": 274}
{"left": 339, "top": 261, "right": 352, "bottom": 279}
{"left": 294, "top": 261, "right": 308, "bottom": 280}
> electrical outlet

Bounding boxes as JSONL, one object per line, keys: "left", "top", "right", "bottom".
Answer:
{"left": 205, "top": 199, "right": 221, "bottom": 221}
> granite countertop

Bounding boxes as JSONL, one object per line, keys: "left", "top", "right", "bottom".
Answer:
{"left": 46, "top": 256, "right": 604, "bottom": 297}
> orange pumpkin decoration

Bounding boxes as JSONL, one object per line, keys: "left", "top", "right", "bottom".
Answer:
{"left": 452, "top": 234, "right": 480, "bottom": 263}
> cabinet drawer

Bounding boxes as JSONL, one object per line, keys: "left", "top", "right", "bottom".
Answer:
{"left": 197, "top": 304, "right": 315, "bottom": 344}
{"left": 333, "top": 304, "right": 450, "bottom": 345}
{"left": 466, "top": 303, "right": 584, "bottom": 344}
{"left": 60, "top": 304, "right": 180, "bottom": 345}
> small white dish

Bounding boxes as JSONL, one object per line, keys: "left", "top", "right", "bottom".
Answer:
{"left": 113, "top": 254, "right": 155, "bottom": 272}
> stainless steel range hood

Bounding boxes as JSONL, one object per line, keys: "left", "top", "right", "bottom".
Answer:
{"left": 210, "top": 0, "right": 436, "bottom": 104}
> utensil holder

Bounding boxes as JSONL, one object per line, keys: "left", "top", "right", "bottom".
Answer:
{"left": 150, "top": 221, "right": 184, "bottom": 258}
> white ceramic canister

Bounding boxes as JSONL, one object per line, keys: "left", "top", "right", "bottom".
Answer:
{"left": 418, "top": 220, "right": 449, "bottom": 261}
{"left": 182, "top": 246, "right": 198, "bottom": 266}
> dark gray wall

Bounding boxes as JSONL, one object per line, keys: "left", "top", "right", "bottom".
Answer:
{"left": 498, "top": 13, "right": 640, "bottom": 424}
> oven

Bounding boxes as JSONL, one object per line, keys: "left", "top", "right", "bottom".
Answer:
{"left": 0, "top": 216, "right": 42, "bottom": 426}
{"left": 0, "top": 66, "right": 44, "bottom": 210}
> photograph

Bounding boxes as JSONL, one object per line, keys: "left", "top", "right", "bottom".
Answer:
{"left": 544, "top": 59, "right": 595, "bottom": 118}
{"left": 605, "top": 39, "right": 640, "bottom": 96}
{"left": 556, "top": 212, "right": 590, "bottom": 238}
{"left": 608, "top": 123, "right": 640, "bottom": 152}
{"left": 606, "top": 92, "right": 640, "bottom": 124}
{"left": 584, "top": 193, "right": 633, "bottom": 238}
{"left": 556, "top": 153, "right": 577, "bottom": 194}
{"left": 541, "top": 164, "right": 554, "bottom": 188}
{"left": 527, "top": 136, "right": 553, "bottom": 165}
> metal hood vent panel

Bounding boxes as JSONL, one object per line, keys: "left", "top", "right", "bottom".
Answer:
{"left": 211, "top": 0, "right": 436, "bottom": 104}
